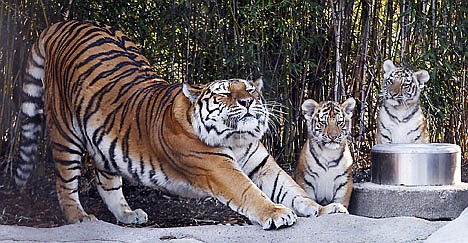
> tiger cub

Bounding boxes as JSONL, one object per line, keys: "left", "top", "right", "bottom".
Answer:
{"left": 295, "top": 98, "right": 355, "bottom": 210}
{"left": 376, "top": 60, "right": 430, "bottom": 144}
{"left": 15, "top": 20, "right": 348, "bottom": 230}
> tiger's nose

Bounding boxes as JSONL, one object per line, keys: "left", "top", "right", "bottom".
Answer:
{"left": 389, "top": 90, "right": 400, "bottom": 97}
{"left": 388, "top": 85, "right": 402, "bottom": 97}
{"left": 329, "top": 133, "right": 339, "bottom": 141}
{"left": 238, "top": 97, "right": 253, "bottom": 108}
{"left": 327, "top": 127, "right": 340, "bottom": 141}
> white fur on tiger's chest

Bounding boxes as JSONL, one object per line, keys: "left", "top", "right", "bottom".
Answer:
{"left": 302, "top": 142, "right": 352, "bottom": 204}
{"left": 379, "top": 105, "right": 424, "bottom": 143}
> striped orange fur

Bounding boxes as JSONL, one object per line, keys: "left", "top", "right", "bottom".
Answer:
{"left": 16, "top": 20, "right": 333, "bottom": 229}
{"left": 295, "top": 98, "right": 355, "bottom": 212}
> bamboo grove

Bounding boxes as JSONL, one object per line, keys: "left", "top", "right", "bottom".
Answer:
{"left": 1, "top": 0, "right": 467, "bottom": 182}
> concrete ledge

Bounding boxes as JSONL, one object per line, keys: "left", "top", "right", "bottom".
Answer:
{"left": 426, "top": 207, "right": 468, "bottom": 242}
{"left": 0, "top": 214, "right": 447, "bottom": 243}
{"left": 349, "top": 182, "right": 468, "bottom": 220}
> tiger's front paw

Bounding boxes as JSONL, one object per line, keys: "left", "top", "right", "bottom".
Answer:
{"left": 79, "top": 214, "right": 98, "bottom": 222}
{"left": 261, "top": 204, "right": 297, "bottom": 230}
{"left": 320, "top": 203, "right": 349, "bottom": 215}
{"left": 117, "top": 208, "right": 148, "bottom": 224}
{"left": 291, "top": 197, "right": 320, "bottom": 217}
{"left": 65, "top": 211, "right": 98, "bottom": 224}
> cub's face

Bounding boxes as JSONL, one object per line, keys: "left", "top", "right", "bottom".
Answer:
{"left": 382, "top": 60, "right": 430, "bottom": 107}
{"left": 183, "top": 78, "right": 269, "bottom": 147}
{"left": 302, "top": 98, "right": 355, "bottom": 149}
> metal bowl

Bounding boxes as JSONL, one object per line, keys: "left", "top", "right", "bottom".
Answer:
{"left": 371, "top": 143, "right": 461, "bottom": 186}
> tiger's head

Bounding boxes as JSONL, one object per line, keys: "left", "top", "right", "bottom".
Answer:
{"left": 183, "top": 78, "right": 269, "bottom": 147}
{"left": 382, "top": 60, "right": 430, "bottom": 107}
{"left": 302, "top": 98, "right": 355, "bottom": 149}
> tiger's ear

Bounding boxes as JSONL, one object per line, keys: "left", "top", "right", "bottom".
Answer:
{"left": 341, "top": 98, "right": 356, "bottom": 119}
{"left": 302, "top": 99, "right": 319, "bottom": 121}
{"left": 252, "top": 77, "right": 264, "bottom": 93}
{"left": 182, "top": 83, "right": 204, "bottom": 103}
{"left": 383, "top": 60, "right": 396, "bottom": 74}
{"left": 413, "top": 70, "right": 430, "bottom": 88}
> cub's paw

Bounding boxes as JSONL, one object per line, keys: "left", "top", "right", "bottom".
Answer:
{"left": 67, "top": 213, "right": 98, "bottom": 224}
{"left": 320, "top": 203, "right": 349, "bottom": 215}
{"left": 118, "top": 208, "right": 148, "bottom": 224}
{"left": 292, "top": 197, "right": 320, "bottom": 217}
{"left": 261, "top": 204, "right": 297, "bottom": 230}
{"left": 79, "top": 214, "right": 98, "bottom": 222}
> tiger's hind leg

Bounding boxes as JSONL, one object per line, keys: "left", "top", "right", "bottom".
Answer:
{"left": 52, "top": 135, "right": 96, "bottom": 223}
{"left": 95, "top": 169, "right": 148, "bottom": 224}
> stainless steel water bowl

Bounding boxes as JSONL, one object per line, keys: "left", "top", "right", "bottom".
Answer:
{"left": 371, "top": 143, "right": 461, "bottom": 186}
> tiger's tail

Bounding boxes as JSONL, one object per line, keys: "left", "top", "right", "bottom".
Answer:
{"left": 15, "top": 39, "right": 45, "bottom": 186}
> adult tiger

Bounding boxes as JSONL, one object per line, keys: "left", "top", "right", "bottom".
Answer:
{"left": 295, "top": 98, "right": 355, "bottom": 210}
{"left": 376, "top": 60, "right": 430, "bottom": 144}
{"left": 15, "top": 20, "right": 345, "bottom": 230}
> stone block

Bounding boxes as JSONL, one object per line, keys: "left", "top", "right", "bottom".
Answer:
{"left": 349, "top": 182, "right": 468, "bottom": 220}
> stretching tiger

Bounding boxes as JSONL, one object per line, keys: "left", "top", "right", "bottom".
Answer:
{"left": 376, "top": 60, "right": 430, "bottom": 144}
{"left": 295, "top": 98, "right": 355, "bottom": 210}
{"left": 15, "top": 20, "right": 345, "bottom": 230}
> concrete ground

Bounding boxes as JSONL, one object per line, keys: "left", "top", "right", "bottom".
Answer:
{"left": 3, "top": 211, "right": 467, "bottom": 243}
